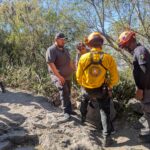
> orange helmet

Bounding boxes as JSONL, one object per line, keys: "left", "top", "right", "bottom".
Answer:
{"left": 118, "top": 31, "right": 136, "bottom": 48}
{"left": 85, "top": 32, "right": 104, "bottom": 47}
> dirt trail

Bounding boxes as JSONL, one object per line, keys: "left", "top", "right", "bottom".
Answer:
{"left": 0, "top": 88, "right": 150, "bottom": 150}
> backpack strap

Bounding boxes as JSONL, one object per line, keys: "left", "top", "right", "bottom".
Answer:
{"left": 83, "top": 51, "right": 107, "bottom": 72}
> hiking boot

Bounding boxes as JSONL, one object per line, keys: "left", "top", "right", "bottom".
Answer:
{"left": 102, "top": 136, "right": 113, "bottom": 147}
{"left": 64, "top": 113, "right": 70, "bottom": 120}
{"left": 58, "top": 113, "right": 70, "bottom": 123}
{"left": 140, "top": 128, "right": 150, "bottom": 136}
{"left": 111, "top": 130, "right": 116, "bottom": 135}
{"left": 70, "top": 111, "right": 78, "bottom": 116}
{"left": 133, "top": 122, "right": 144, "bottom": 130}
{"left": 139, "top": 134, "right": 150, "bottom": 143}
{"left": 81, "top": 116, "right": 86, "bottom": 124}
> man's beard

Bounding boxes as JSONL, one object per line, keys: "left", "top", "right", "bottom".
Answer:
{"left": 57, "top": 45, "right": 64, "bottom": 49}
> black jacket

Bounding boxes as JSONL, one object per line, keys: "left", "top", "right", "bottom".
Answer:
{"left": 133, "top": 44, "right": 150, "bottom": 90}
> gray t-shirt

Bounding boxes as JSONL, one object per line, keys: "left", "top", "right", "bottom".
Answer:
{"left": 46, "top": 44, "right": 73, "bottom": 80}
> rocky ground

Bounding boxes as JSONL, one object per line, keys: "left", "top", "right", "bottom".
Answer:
{"left": 0, "top": 88, "right": 150, "bottom": 150}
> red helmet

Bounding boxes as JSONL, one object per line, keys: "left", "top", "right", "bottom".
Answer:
{"left": 118, "top": 31, "right": 136, "bottom": 48}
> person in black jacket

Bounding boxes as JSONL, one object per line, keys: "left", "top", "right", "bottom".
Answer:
{"left": 118, "top": 30, "right": 150, "bottom": 142}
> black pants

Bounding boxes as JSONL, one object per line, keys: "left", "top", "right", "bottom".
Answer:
{"left": 80, "top": 87, "right": 113, "bottom": 136}
{"left": 59, "top": 80, "right": 72, "bottom": 114}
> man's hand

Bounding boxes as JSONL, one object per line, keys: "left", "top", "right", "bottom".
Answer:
{"left": 48, "top": 63, "right": 65, "bottom": 85}
{"left": 58, "top": 75, "right": 65, "bottom": 85}
{"left": 135, "top": 88, "right": 143, "bottom": 101}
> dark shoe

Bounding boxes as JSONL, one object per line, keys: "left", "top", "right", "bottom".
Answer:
{"left": 102, "top": 136, "right": 113, "bottom": 147}
{"left": 81, "top": 116, "right": 86, "bottom": 124}
{"left": 111, "top": 130, "right": 116, "bottom": 135}
{"left": 139, "top": 134, "right": 150, "bottom": 143}
{"left": 133, "top": 122, "right": 144, "bottom": 130}
{"left": 70, "top": 111, "right": 78, "bottom": 116}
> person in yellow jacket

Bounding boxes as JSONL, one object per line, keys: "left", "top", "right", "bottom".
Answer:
{"left": 76, "top": 32, "right": 119, "bottom": 147}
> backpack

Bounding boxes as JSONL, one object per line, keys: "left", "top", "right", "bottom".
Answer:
{"left": 83, "top": 51, "right": 109, "bottom": 84}
{"left": 82, "top": 51, "right": 110, "bottom": 98}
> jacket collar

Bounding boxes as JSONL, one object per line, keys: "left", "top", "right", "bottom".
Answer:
{"left": 91, "top": 47, "right": 102, "bottom": 52}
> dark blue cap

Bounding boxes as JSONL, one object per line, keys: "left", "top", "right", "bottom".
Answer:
{"left": 55, "top": 32, "right": 66, "bottom": 39}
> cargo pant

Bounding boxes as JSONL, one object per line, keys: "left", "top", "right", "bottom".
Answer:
{"left": 80, "top": 85, "right": 114, "bottom": 136}
{"left": 140, "top": 89, "right": 150, "bottom": 135}
{"left": 51, "top": 75, "right": 72, "bottom": 114}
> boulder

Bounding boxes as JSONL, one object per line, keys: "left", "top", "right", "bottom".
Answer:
{"left": 86, "top": 99, "right": 117, "bottom": 127}
{"left": 127, "top": 98, "right": 143, "bottom": 114}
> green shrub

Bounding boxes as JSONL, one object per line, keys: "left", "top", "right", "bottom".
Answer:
{"left": 0, "top": 66, "right": 136, "bottom": 104}
{"left": 112, "top": 68, "right": 136, "bottom": 103}
{"left": 0, "top": 66, "right": 57, "bottom": 98}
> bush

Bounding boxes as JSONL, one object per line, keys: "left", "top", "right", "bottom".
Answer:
{"left": 112, "top": 68, "right": 136, "bottom": 103}
{"left": 0, "top": 66, "right": 136, "bottom": 106}
{"left": 0, "top": 66, "right": 57, "bottom": 98}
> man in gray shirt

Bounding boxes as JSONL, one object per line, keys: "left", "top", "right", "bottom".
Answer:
{"left": 46, "top": 33, "right": 74, "bottom": 121}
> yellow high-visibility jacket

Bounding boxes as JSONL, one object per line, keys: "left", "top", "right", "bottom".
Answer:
{"left": 76, "top": 48, "right": 119, "bottom": 89}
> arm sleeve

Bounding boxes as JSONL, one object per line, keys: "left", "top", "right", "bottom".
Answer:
{"left": 46, "top": 48, "right": 56, "bottom": 63}
{"left": 135, "top": 47, "right": 148, "bottom": 73}
{"left": 108, "top": 57, "right": 119, "bottom": 88}
{"left": 135, "top": 47, "right": 147, "bottom": 65}
{"left": 76, "top": 57, "right": 84, "bottom": 86}
{"left": 133, "top": 47, "right": 149, "bottom": 89}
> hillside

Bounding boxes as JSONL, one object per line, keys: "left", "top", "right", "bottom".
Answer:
{"left": 0, "top": 88, "right": 150, "bottom": 150}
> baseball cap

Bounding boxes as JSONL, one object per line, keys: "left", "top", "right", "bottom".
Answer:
{"left": 55, "top": 32, "right": 66, "bottom": 39}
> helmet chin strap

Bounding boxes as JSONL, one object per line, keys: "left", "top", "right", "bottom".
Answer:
{"left": 126, "top": 40, "right": 137, "bottom": 54}
{"left": 125, "top": 46, "right": 134, "bottom": 54}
